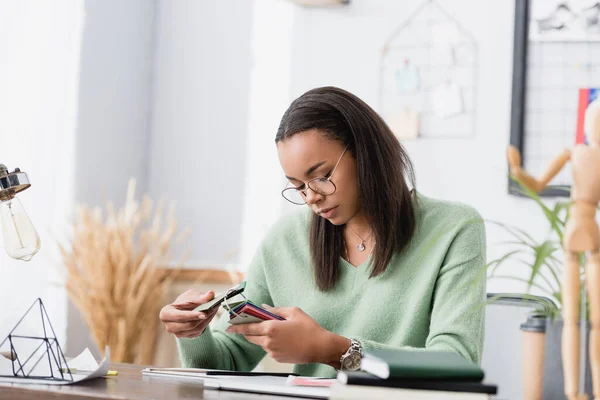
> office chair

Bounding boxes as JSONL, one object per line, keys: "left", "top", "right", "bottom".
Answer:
{"left": 481, "top": 293, "right": 558, "bottom": 400}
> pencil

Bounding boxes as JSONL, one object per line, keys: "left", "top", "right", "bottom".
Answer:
{"left": 60, "top": 367, "right": 118, "bottom": 376}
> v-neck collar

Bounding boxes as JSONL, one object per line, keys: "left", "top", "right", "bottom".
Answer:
{"left": 339, "top": 255, "right": 372, "bottom": 270}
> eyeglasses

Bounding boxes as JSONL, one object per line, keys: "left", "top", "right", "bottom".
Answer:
{"left": 281, "top": 145, "right": 349, "bottom": 205}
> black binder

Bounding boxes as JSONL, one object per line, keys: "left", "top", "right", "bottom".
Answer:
{"left": 337, "top": 371, "right": 498, "bottom": 395}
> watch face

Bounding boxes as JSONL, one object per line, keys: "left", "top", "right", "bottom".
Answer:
{"left": 344, "top": 353, "right": 362, "bottom": 371}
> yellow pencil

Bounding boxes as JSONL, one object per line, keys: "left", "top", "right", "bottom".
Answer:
{"left": 60, "top": 367, "right": 118, "bottom": 376}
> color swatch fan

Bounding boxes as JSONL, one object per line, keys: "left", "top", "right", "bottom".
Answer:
{"left": 227, "top": 301, "right": 285, "bottom": 325}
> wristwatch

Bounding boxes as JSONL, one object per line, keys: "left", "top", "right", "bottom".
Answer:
{"left": 339, "top": 338, "right": 362, "bottom": 371}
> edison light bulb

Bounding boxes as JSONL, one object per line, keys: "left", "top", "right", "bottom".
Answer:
{"left": 0, "top": 197, "right": 40, "bottom": 261}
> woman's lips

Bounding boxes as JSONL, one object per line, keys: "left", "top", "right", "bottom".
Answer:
{"left": 318, "top": 206, "right": 338, "bottom": 218}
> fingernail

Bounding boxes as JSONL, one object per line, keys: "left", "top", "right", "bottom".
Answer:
{"left": 198, "top": 313, "right": 207, "bottom": 320}
{"left": 225, "top": 327, "right": 232, "bottom": 333}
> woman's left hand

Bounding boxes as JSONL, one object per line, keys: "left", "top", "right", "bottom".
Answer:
{"left": 225, "top": 305, "right": 349, "bottom": 365}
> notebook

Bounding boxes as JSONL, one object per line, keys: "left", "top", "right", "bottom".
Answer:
{"left": 337, "top": 371, "right": 497, "bottom": 394}
{"left": 361, "top": 349, "right": 485, "bottom": 381}
{"left": 329, "top": 382, "right": 491, "bottom": 400}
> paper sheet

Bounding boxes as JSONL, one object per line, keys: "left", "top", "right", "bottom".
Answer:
{"left": 431, "top": 82, "right": 463, "bottom": 118}
{"left": 142, "top": 368, "right": 330, "bottom": 398}
{"left": 142, "top": 367, "right": 232, "bottom": 381}
{"left": 388, "top": 108, "right": 419, "bottom": 140}
{"left": 395, "top": 63, "right": 420, "bottom": 93}
{"left": 204, "top": 376, "right": 330, "bottom": 399}
{"left": 0, "top": 347, "right": 110, "bottom": 385}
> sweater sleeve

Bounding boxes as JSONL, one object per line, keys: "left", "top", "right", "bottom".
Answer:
{"left": 355, "top": 215, "right": 486, "bottom": 364}
{"left": 177, "top": 240, "right": 274, "bottom": 371}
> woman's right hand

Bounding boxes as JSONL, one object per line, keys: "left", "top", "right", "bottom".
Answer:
{"left": 159, "top": 290, "right": 220, "bottom": 338}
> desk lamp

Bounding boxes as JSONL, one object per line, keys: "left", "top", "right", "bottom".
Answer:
{"left": 0, "top": 164, "right": 44, "bottom": 365}
{"left": 0, "top": 164, "right": 40, "bottom": 261}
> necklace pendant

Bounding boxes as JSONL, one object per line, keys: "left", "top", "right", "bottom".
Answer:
{"left": 356, "top": 242, "right": 366, "bottom": 252}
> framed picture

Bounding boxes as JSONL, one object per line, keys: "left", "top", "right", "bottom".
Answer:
{"left": 530, "top": 0, "right": 600, "bottom": 42}
{"left": 509, "top": 0, "right": 600, "bottom": 197}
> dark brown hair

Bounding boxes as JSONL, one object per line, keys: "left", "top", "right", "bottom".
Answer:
{"left": 275, "top": 86, "right": 416, "bottom": 291}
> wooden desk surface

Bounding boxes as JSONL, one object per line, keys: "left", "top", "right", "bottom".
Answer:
{"left": 0, "top": 363, "right": 293, "bottom": 400}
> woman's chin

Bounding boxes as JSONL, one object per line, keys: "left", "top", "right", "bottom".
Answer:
{"left": 323, "top": 214, "right": 346, "bottom": 226}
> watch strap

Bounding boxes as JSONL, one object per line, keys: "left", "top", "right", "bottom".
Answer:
{"left": 340, "top": 338, "right": 362, "bottom": 370}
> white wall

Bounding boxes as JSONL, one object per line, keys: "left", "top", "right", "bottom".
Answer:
{"left": 67, "top": 0, "right": 157, "bottom": 356}
{"left": 289, "top": 0, "right": 552, "bottom": 295}
{"left": 149, "top": 0, "right": 253, "bottom": 269}
{"left": 74, "top": 0, "right": 156, "bottom": 204}
{"left": 0, "top": 0, "right": 83, "bottom": 353}
{"left": 240, "top": 0, "right": 297, "bottom": 268}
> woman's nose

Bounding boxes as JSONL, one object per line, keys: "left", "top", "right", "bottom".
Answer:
{"left": 304, "top": 188, "right": 324, "bottom": 205}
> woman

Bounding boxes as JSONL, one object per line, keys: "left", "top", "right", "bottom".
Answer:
{"left": 159, "top": 86, "right": 486, "bottom": 378}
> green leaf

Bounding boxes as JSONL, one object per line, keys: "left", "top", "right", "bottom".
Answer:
{"left": 486, "top": 220, "right": 535, "bottom": 245}
{"left": 486, "top": 249, "right": 526, "bottom": 276}
{"left": 493, "top": 240, "right": 537, "bottom": 247}
{"left": 553, "top": 291, "right": 562, "bottom": 306}
{"left": 512, "top": 259, "right": 560, "bottom": 294}
{"left": 529, "top": 240, "right": 559, "bottom": 289}
{"left": 539, "top": 258, "right": 563, "bottom": 293}
{"left": 510, "top": 175, "right": 567, "bottom": 242}
{"left": 489, "top": 175, "right": 571, "bottom": 315}
{"left": 552, "top": 201, "right": 570, "bottom": 227}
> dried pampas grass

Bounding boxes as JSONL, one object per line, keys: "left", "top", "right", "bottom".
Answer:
{"left": 60, "top": 179, "right": 189, "bottom": 364}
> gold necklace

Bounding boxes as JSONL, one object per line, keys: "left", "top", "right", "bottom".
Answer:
{"left": 346, "top": 224, "right": 373, "bottom": 252}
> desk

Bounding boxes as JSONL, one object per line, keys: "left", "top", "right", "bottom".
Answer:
{"left": 0, "top": 363, "right": 293, "bottom": 400}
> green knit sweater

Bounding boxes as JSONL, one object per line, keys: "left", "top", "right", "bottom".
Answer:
{"left": 178, "top": 193, "right": 486, "bottom": 377}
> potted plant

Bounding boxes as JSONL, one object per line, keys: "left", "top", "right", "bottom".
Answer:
{"left": 486, "top": 177, "right": 593, "bottom": 399}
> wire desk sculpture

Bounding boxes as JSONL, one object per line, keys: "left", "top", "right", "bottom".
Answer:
{"left": 0, "top": 298, "right": 73, "bottom": 382}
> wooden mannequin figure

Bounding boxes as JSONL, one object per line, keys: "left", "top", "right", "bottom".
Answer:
{"left": 507, "top": 99, "right": 600, "bottom": 400}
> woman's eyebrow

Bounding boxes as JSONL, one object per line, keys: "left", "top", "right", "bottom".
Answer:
{"left": 285, "top": 160, "right": 327, "bottom": 181}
